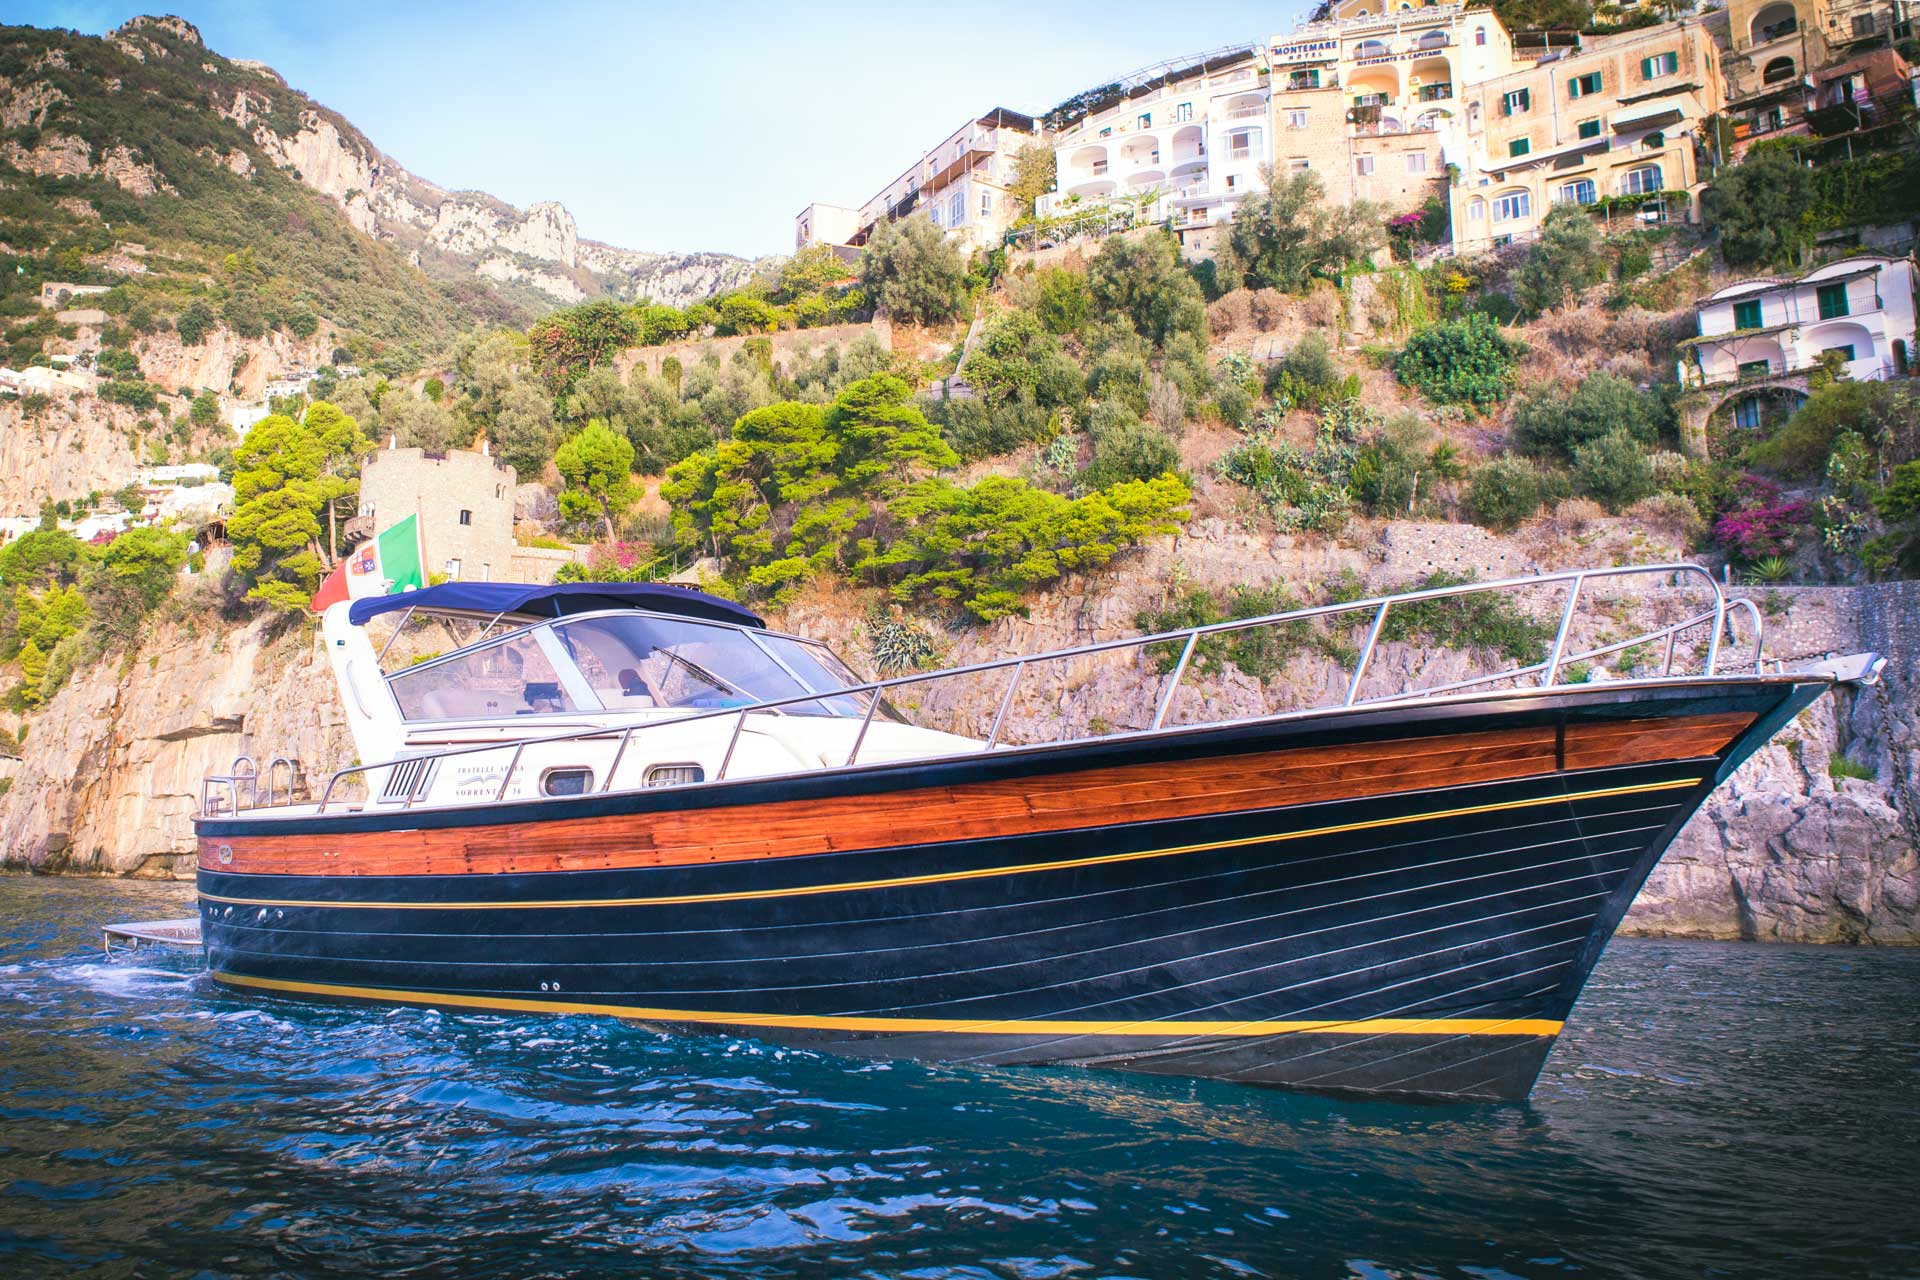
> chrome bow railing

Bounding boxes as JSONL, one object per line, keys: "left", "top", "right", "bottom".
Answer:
{"left": 210, "top": 563, "right": 1766, "bottom": 819}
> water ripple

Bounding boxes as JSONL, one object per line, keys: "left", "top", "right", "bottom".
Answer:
{"left": 0, "top": 876, "right": 1915, "bottom": 1279}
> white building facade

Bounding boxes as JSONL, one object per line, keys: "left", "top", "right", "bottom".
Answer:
{"left": 1682, "top": 255, "right": 1918, "bottom": 389}
{"left": 797, "top": 109, "right": 1042, "bottom": 254}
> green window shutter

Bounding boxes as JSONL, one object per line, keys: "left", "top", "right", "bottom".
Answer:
{"left": 1733, "top": 299, "right": 1762, "bottom": 329}
{"left": 1578, "top": 119, "right": 1601, "bottom": 138}
{"left": 1509, "top": 137, "right": 1531, "bottom": 157}
{"left": 1640, "top": 57, "right": 1653, "bottom": 80}
{"left": 1817, "top": 283, "right": 1850, "bottom": 319}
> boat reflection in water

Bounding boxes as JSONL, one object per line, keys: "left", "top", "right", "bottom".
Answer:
{"left": 195, "top": 567, "right": 1883, "bottom": 1101}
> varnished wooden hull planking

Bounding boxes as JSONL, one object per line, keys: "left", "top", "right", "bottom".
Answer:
{"left": 195, "top": 679, "right": 1826, "bottom": 1101}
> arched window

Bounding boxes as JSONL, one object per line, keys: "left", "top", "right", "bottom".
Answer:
{"left": 1621, "top": 164, "right": 1663, "bottom": 195}
{"left": 1763, "top": 57, "right": 1796, "bottom": 84}
{"left": 1558, "top": 178, "right": 1596, "bottom": 205}
{"left": 1476, "top": 27, "right": 1487, "bottom": 45}
{"left": 1355, "top": 40, "right": 1390, "bottom": 61}
{"left": 1750, "top": 2, "right": 1797, "bottom": 46}
{"left": 1469, "top": 196, "right": 1486, "bottom": 223}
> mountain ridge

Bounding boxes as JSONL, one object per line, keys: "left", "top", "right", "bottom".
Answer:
{"left": 3, "top": 14, "right": 770, "bottom": 319}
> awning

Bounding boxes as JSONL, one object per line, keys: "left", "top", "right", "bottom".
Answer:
{"left": 1610, "top": 100, "right": 1685, "bottom": 131}
{"left": 347, "top": 582, "right": 764, "bottom": 629}
{"left": 1481, "top": 135, "right": 1609, "bottom": 175}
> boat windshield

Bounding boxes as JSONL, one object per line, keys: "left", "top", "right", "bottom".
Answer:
{"left": 385, "top": 610, "right": 880, "bottom": 722}
{"left": 552, "top": 615, "right": 867, "bottom": 717}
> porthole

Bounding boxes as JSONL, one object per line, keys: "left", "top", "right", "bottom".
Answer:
{"left": 643, "top": 763, "right": 706, "bottom": 788}
{"left": 540, "top": 767, "right": 594, "bottom": 797}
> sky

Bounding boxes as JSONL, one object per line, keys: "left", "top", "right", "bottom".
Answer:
{"left": 14, "top": 0, "right": 1314, "bottom": 258}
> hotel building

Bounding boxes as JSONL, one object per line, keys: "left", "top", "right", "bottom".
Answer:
{"left": 795, "top": 109, "right": 1042, "bottom": 254}
{"left": 1446, "top": 18, "right": 1724, "bottom": 251}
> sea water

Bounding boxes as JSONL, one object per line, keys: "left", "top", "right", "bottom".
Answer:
{"left": 1, "top": 876, "right": 1914, "bottom": 1279}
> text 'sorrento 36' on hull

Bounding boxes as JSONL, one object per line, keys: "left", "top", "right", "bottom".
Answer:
{"left": 194, "top": 569, "right": 1883, "bottom": 1102}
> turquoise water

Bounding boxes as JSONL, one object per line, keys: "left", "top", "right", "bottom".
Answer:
{"left": 1, "top": 876, "right": 1915, "bottom": 1279}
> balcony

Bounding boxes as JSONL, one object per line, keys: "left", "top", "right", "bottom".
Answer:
{"left": 1091, "top": 160, "right": 1109, "bottom": 176}
{"left": 1228, "top": 146, "right": 1253, "bottom": 161}
{"left": 1756, "top": 19, "right": 1797, "bottom": 43}
{"left": 1417, "top": 83, "right": 1454, "bottom": 102}
{"left": 1227, "top": 103, "right": 1268, "bottom": 119}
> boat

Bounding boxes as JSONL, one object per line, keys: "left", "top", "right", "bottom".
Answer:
{"left": 194, "top": 565, "right": 1883, "bottom": 1102}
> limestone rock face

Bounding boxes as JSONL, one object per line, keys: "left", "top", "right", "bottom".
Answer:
{"left": 0, "top": 326, "right": 327, "bottom": 511}
{"left": 0, "top": 399, "right": 144, "bottom": 511}
{"left": 0, "top": 612, "right": 350, "bottom": 878}
{"left": 243, "top": 110, "right": 762, "bottom": 307}
{"left": 578, "top": 244, "right": 770, "bottom": 309}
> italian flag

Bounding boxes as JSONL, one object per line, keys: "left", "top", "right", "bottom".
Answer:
{"left": 310, "top": 514, "right": 425, "bottom": 612}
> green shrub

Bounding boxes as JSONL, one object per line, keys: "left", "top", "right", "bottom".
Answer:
{"left": 1033, "top": 265, "right": 1092, "bottom": 335}
{"left": 1086, "top": 348, "right": 1152, "bottom": 416}
{"left": 859, "top": 473, "right": 1190, "bottom": 622}
{"left": 965, "top": 310, "right": 1085, "bottom": 409}
{"left": 1395, "top": 315, "right": 1522, "bottom": 412}
{"left": 714, "top": 294, "right": 779, "bottom": 336}
{"left": 99, "top": 380, "right": 158, "bottom": 410}
{"left": 1349, "top": 413, "right": 1436, "bottom": 517}
{"left": 1703, "top": 147, "right": 1815, "bottom": 269}
{"left": 1511, "top": 371, "right": 1666, "bottom": 459}
{"left": 1081, "top": 401, "right": 1180, "bottom": 490}
{"left": 172, "top": 300, "right": 215, "bottom": 345}
{"left": 1087, "top": 232, "right": 1207, "bottom": 347}
{"left": 1828, "top": 753, "right": 1875, "bottom": 781}
{"left": 1749, "top": 381, "right": 1919, "bottom": 478}
{"left": 1513, "top": 205, "right": 1605, "bottom": 315}
{"left": 1468, "top": 454, "right": 1548, "bottom": 529}
{"left": 858, "top": 216, "right": 966, "bottom": 326}
{"left": 1573, "top": 428, "right": 1658, "bottom": 512}
{"left": 925, "top": 394, "right": 1052, "bottom": 462}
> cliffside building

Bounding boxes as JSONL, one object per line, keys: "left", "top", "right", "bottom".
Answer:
{"left": 1710, "top": 0, "right": 1914, "bottom": 156}
{"left": 796, "top": 109, "right": 1043, "bottom": 254}
{"left": 1446, "top": 18, "right": 1724, "bottom": 253}
{"left": 1680, "top": 255, "right": 1917, "bottom": 407}
{"left": 360, "top": 445, "right": 519, "bottom": 584}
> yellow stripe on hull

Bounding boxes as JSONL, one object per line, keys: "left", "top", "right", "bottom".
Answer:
{"left": 198, "top": 777, "right": 1696, "bottom": 913}
{"left": 209, "top": 971, "right": 1566, "bottom": 1038}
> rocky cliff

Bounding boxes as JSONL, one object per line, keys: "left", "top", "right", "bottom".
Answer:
{"left": 4, "top": 517, "right": 1911, "bottom": 946}
{"left": 1, "top": 16, "right": 770, "bottom": 314}
{"left": 196, "top": 22, "right": 772, "bottom": 306}
{"left": 0, "top": 598, "right": 350, "bottom": 877}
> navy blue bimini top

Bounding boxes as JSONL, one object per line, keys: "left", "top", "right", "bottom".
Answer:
{"left": 345, "top": 581, "right": 763, "bottom": 629}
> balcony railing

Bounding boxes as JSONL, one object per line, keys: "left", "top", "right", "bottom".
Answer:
{"left": 1227, "top": 103, "right": 1268, "bottom": 119}
{"left": 1418, "top": 83, "right": 1454, "bottom": 102}
{"left": 1755, "top": 18, "right": 1797, "bottom": 43}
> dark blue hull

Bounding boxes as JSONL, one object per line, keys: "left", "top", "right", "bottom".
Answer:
{"left": 197, "top": 679, "right": 1826, "bottom": 1100}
